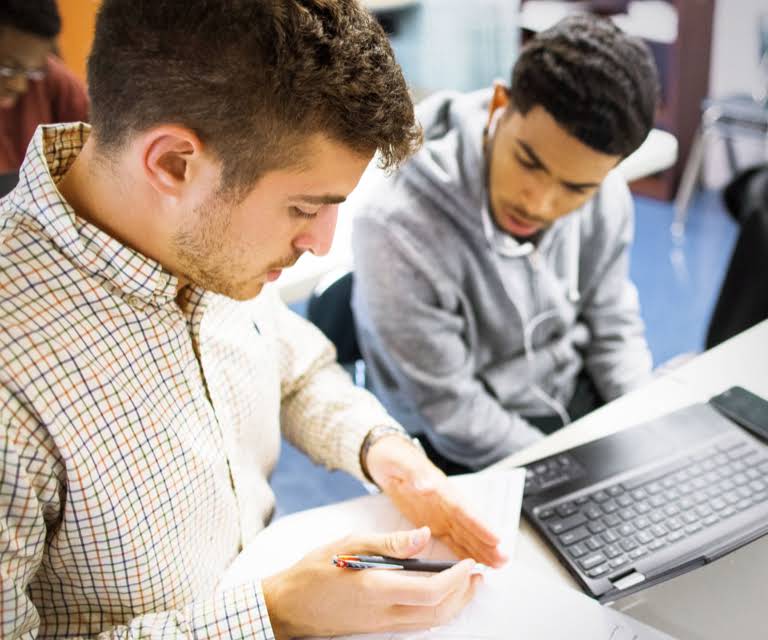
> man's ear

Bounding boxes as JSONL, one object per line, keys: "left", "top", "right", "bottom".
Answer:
{"left": 140, "top": 126, "right": 204, "bottom": 200}
{"left": 485, "top": 81, "right": 510, "bottom": 134}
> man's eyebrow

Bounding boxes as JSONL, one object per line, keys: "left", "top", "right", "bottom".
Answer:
{"left": 292, "top": 194, "right": 347, "bottom": 205}
{"left": 516, "top": 140, "right": 548, "bottom": 172}
{"left": 517, "top": 139, "right": 599, "bottom": 190}
{"left": 561, "top": 178, "right": 601, "bottom": 190}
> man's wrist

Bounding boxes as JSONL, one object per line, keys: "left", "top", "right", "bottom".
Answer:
{"left": 359, "top": 424, "right": 423, "bottom": 484}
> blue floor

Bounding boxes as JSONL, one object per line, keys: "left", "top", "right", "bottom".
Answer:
{"left": 271, "top": 190, "right": 739, "bottom": 516}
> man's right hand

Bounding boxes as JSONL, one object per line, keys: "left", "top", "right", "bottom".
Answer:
{"left": 261, "top": 526, "right": 481, "bottom": 639}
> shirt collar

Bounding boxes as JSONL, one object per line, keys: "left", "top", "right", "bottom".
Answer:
{"left": 17, "top": 123, "right": 180, "bottom": 305}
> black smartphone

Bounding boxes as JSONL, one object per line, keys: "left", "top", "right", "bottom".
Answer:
{"left": 710, "top": 386, "right": 768, "bottom": 443}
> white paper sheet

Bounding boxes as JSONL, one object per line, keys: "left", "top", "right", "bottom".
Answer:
{"left": 219, "top": 469, "right": 675, "bottom": 640}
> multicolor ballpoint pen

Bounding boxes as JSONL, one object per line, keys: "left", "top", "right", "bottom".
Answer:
{"left": 333, "top": 554, "right": 457, "bottom": 572}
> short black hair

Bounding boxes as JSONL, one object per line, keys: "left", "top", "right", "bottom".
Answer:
{"left": 0, "top": 0, "right": 61, "bottom": 39}
{"left": 88, "top": 0, "right": 421, "bottom": 195}
{"left": 509, "top": 14, "right": 659, "bottom": 157}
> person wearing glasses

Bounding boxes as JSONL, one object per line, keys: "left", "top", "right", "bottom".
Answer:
{"left": 0, "top": 0, "right": 88, "bottom": 173}
{"left": 351, "top": 16, "right": 659, "bottom": 474}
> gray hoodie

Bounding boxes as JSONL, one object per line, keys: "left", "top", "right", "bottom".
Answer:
{"left": 351, "top": 89, "right": 652, "bottom": 469}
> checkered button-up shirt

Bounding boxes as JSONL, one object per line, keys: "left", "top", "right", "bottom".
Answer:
{"left": 0, "top": 124, "right": 399, "bottom": 639}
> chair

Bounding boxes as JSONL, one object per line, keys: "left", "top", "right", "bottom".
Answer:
{"left": 705, "top": 164, "right": 768, "bottom": 348}
{"left": 307, "top": 269, "right": 365, "bottom": 383}
{"left": 0, "top": 171, "right": 19, "bottom": 198}
{"left": 672, "top": 99, "right": 768, "bottom": 239}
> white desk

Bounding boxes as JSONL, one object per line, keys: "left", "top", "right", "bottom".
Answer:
{"left": 494, "top": 320, "right": 768, "bottom": 637}
{"left": 276, "top": 128, "right": 677, "bottom": 305}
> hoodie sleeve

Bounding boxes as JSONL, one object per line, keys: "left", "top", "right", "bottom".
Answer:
{"left": 352, "top": 216, "right": 544, "bottom": 469}
{"left": 580, "top": 177, "right": 653, "bottom": 400}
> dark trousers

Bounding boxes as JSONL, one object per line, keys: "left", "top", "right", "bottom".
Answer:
{"left": 419, "top": 371, "right": 604, "bottom": 476}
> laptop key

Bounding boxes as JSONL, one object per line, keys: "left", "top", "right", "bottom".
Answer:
{"left": 608, "top": 486, "right": 624, "bottom": 497}
{"left": 580, "top": 552, "right": 607, "bottom": 570}
{"left": 556, "top": 502, "right": 578, "bottom": 517}
{"left": 667, "top": 517, "right": 683, "bottom": 531}
{"left": 618, "top": 523, "right": 634, "bottom": 537}
{"left": 584, "top": 505, "right": 602, "bottom": 520}
{"left": 702, "top": 514, "right": 720, "bottom": 527}
{"left": 587, "top": 521, "right": 606, "bottom": 535}
{"left": 629, "top": 547, "right": 648, "bottom": 560}
{"left": 587, "top": 564, "right": 610, "bottom": 578}
{"left": 604, "top": 544, "right": 622, "bottom": 559}
{"left": 617, "top": 495, "right": 633, "bottom": 508}
{"left": 585, "top": 536, "right": 602, "bottom": 551}
{"left": 635, "top": 502, "right": 652, "bottom": 515}
{"left": 559, "top": 526, "right": 590, "bottom": 546}
{"left": 685, "top": 522, "right": 703, "bottom": 535}
{"left": 649, "top": 494, "right": 666, "bottom": 508}
{"left": 620, "top": 538, "right": 638, "bottom": 552}
{"left": 602, "top": 529, "right": 619, "bottom": 544}
{"left": 603, "top": 514, "right": 622, "bottom": 527}
{"left": 592, "top": 490, "right": 610, "bottom": 503}
{"left": 619, "top": 508, "right": 636, "bottom": 521}
{"left": 648, "top": 539, "right": 666, "bottom": 551}
{"left": 667, "top": 530, "right": 685, "bottom": 544}
{"left": 567, "top": 542, "right": 587, "bottom": 559}
{"left": 711, "top": 497, "right": 727, "bottom": 511}
{"left": 646, "top": 481, "right": 664, "bottom": 495}
{"left": 600, "top": 500, "right": 619, "bottom": 514}
{"left": 636, "top": 530, "right": 654, "bottom": 545}
{"left": 549, "top": 512, "right": 588, "bottom": 534}
{"left": 721, "top": 506, "right": 737, "bottom": 518}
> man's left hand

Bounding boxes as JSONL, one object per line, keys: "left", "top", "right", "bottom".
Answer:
{"left": 365, "top": 434, "right": 507, "bottom": 568}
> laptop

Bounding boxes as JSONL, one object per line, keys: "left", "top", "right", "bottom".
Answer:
{"left": 522, "top": 386, "right": 768, "bottom": 603}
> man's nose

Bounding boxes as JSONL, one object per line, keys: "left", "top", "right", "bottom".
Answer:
{"left": 521, "top": 183, "right": 557, "bottom": 219}
{"left": 293, "top": 204, "right": 339, "bottom": 257}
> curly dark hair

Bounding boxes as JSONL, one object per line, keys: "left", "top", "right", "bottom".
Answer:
{"left": 0, "top": 0, "right": 61, "bottom": 38}
{"left": 88, "top": 0, "right": 421, "bottom": 193}
{"left": 509, "top": 14, "right": 659, "bottom": 157}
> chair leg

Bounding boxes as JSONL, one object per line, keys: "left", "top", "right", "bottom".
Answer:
{"left": 672, "top": 125, "right": 712, "bottom": 239}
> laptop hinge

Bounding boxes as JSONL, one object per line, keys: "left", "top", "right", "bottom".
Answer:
{"left": 611, "top": 570, "right": 646, "bottom": 591}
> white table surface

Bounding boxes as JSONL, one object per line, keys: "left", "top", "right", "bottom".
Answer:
{"left": 492, "top": 319, "right": 768, "bottom": 596}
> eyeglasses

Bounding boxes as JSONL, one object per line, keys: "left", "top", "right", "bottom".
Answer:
{"left": 0, "top": 65, "right": 46, "bottom": 81}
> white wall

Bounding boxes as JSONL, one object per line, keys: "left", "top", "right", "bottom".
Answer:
{"left": 704, "top": 0, "right": 768, "bottom": 187}
{"left": 709, "top": 0, "right": 765, "bottom": 99}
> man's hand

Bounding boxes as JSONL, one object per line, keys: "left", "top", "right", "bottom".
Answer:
{"left": 262, "top": 527, "right": 481, "bottom": 640}
{"left": 365, "top": 435, "right": 507, "bottom": 568}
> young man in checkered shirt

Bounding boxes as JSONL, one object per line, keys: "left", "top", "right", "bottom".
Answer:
{"left": 0, "top": 1, "right": 506, "bottom": 638}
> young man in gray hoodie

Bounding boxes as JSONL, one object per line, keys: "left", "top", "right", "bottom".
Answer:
{"left": 351, "top": 15, "right": 659, "bottom": 473}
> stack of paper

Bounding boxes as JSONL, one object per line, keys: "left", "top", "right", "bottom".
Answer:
{"left": 220, "top": 469, "right": 675, "bottom": 639}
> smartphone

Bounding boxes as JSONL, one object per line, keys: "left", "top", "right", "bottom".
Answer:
{"left": 710, "top": 386, "right": 768, "bottom": 443}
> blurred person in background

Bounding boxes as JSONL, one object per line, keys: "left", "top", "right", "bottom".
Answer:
{"left": 0, "top": 0, "right": 88, "bottom": 173}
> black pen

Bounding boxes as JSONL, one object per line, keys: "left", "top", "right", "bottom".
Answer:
{"left": 333, "top": 554, "right": 457, "bottom": 573}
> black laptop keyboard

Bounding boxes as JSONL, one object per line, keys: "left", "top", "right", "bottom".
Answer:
{"left": 529, "top": 437, "right": 768, "bottom": 582}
